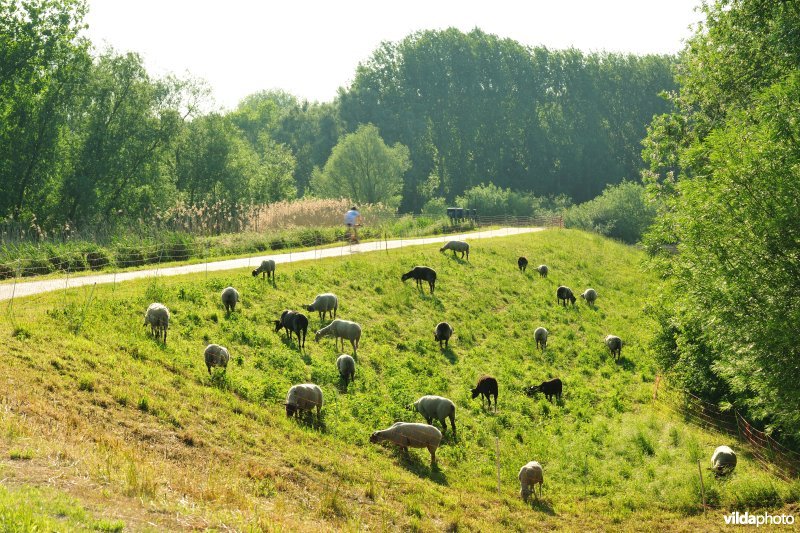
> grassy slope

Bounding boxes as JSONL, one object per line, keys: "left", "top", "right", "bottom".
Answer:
{"left": 1, "top": 229, "right": 796, "bottom": 531}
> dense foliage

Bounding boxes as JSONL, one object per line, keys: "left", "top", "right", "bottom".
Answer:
{"left": 643, "top": 0, "right": 800, "bottom": 443}
{"left": 340, "top": 29, "right": 676, "bottom": 211}
{"left": 564, "top": 181, "right": 655, "bottom": 244}
{"left": 0, "top": 5, "right": 676, "bottom": 235}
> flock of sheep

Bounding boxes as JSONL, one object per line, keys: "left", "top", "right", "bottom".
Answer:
{"left": 141, "top": 239, "right": 737, "bottom": 504}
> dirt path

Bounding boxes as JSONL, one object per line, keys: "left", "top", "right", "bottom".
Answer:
{"left": 0, "top": 227, "right": 544, "bottom": 301}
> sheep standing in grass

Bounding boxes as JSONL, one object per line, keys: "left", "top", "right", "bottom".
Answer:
{"left": 556, "top": 286, "right": 576, "bottom": 306}
{"left": 336, "top": 354, "right": 356, "bottom": 387}
{"left": 537, "top": 265, "right": 549, "bottom": 278}
{"left": 412, "top": 395, "right": 456, "bottom": 436}
{"left": 434, "top": 322, "right": 454, "bottom": 349}
{"left": 518, "top": 257, "right": 528, "bottom": 272}
{"left": 711, "top": 445, "right": 737, "bottom": 476}
{"left": 471, "top": 375, "right": 498, "bottom": 411}
{"left": 440, "top": 240, "right": 470, "bottom": 260}
{"left": 605, "top": 335, "right": 623, "bottom": 360}
{"left": 524, "top": 378, "right": 562, "bottom": 402}
{"left": 315, "top": 319, "right": 362, "bottom": 355}
{"left": 285, "top": 383, "right": 323, "bottom": 421}
{"left": 143, "top": 303, "right": 170, "bottom": 344}
{"left": 305, "top": 293, "right": 338, "bottom": 320}
{"left": 534, "top": 327, "right": 548, "bottom": 351}
{"left": 252, "top": 259, "right": 275, "bottom": 280}
{"left": 581, "top": 288, "right": 597, "bottom": 306}
{"left": 370, "top": 422, "right": 443, "bottom": 467}
{"left": 274, "top": 310, "right": 308, "bottom": 350}
{"left": 221, "top": 286, "right": 240, "bottom": 313}
{"left": 401, "top": 266, "right": 437, "bottom": 294}
{"left": 204, "top": 344, "right": 230, "bottom": 375}
{"left": 519, "top": 461, "right": 544, "bottom": 502}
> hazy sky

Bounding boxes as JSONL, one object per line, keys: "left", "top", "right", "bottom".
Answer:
{"left": 84, "top": 0, "right": 703, "bottom": 110}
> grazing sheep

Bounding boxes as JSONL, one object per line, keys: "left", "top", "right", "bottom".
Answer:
{"left": 315, "top": 319, "right": 362, "bottom": 355}
{"left": 274, "top": 309, "right": 309, "bottom": 350}
{"left": 401, "top": 266, "right": 437, "bottom": 294}
{"left": 221, "top": 286, "right": 240, "bottom": 313}
{"left": 471, "top": 375, "right": 498, "bottom": 411}
{"left": 440, "top": 240, "right": 470, "bottom": 260}
{"left": 305, "top": 293, "right": 338, "bottom": 320}
{"left": 518, "top": 257, "right": 528, "bottom": 272}
{"left": 434, "top": 322, "right": 454, "bottom": 349}
{"left": 537, "top": 265, "right": 549, "bottom": 278}
{"left": 605, "top": 335, "right": 623, "bottom": 360}
{"left": 412, "top": 395, "right": 456, "bottom": 436}
{"left": 285, "top": 383, "right": 323, "bottom": 421}
{"left": 519, "top": 461, "right": 544, "bottom": 502}
{"left": 711, "top": 445, "right": 737, "bottom": 476}
{"left": 204, "top": 343, "right": 230, "bottom": 375}
{"left": 534, "top": 327, "right": 548, "bottom": 351}
{"left": 336, "top": 354, "right": 356, "bottom": 386}
{"left": 524, "top": 378, "right": 562, "bottom": 402}
{"left": 252, "top": 259, "right": 275, "bottom": 280}
{"left": 581, "top": 288, "right": 597, "bottom": 306}
{"left": 556, "top": 286, "right": 576, "bottom": 306}
{"left": 143, "top": 303, "right": 169, "bottom": 344}
{"left": 370, "top": 422, "right": 443, "bottom": 467}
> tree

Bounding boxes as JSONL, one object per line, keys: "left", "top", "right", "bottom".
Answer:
{"left": 643, "top": 0, "right": 800, "bottom": 442}
{"left": 311, "top": 124, "right": 409, "bottom": 207}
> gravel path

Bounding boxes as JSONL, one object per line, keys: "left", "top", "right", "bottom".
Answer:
{"left": 0, "top": 227, "right": 544, "bottom": 301}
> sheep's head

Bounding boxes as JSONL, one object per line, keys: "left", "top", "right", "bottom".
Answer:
{"left": 274, "top": 320, "right": 283, "bottom": 333}
{"left": 438, "top": 246, "right": 446, "bottom": 253}
{"left": 401, "top": 272, "right": 410, "bottom": 282}
{"left": 314, "top": 331, "right": 323, "bottom": 342}
{"left": 471, "top": 388, "right": 480, "bottom": 399}
{"left": 285, "top": 403, "right": 297, "bottom": 417}
{"left": 369, "top": 431, "right": 383, "bottom": 444}
{"left": 251, "top": 269, "right": 259, "bottom": 277}
{"left": 523, "top": 386, "right": 539, "bottom": 397}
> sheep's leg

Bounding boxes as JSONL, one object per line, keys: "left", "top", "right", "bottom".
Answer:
{"left": 429, "top": 447, "right": 436, "bottom": 467}
{"left": 449, "top": 413, "right": 456, "bottom": 436}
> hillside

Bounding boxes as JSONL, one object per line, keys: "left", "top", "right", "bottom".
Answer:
{"left": 1, "top": 230, "right": 796, "bottom": 531}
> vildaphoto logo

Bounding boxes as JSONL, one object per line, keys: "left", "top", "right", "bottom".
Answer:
{"left": 723, "top": 511, "right": 795, "bottom": 527}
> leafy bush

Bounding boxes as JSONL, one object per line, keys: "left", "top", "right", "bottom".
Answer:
{"left": 455, "top": 183, "right": 569, "bottom": 218}
{"left": 564, "top": 181, "right": 655, "bottom": 244}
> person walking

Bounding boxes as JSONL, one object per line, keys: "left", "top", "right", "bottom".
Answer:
{"left": 344, "top": 205, "right": 362, "bottom": 243}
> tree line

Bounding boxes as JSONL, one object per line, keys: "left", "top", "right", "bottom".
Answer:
{"left": 1, "top": 0, "right": 676, "bottom": 236}
{"left": 643, "top": 0, "right": 800, "bottom": 446}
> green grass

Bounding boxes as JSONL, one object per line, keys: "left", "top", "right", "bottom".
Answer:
{"left": 1, "top": 229, "right": 796, "bottom": 530}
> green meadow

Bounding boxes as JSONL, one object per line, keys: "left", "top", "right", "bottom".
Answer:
{"left": 1, "top": 230, "right": 797, "bottom": 531}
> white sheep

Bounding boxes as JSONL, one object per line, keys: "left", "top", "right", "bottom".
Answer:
{"left": 370, "top": 422, "right": 443, "bottom": 467}
{"left": 605, "top": 334, "right": 623, "bottom": 360}
{"left": 434, "top": 322, "right": 454, "bottom": 349}
{"left": 711, "top": 445, "right": 737, "bottom": 476}
{"left": 221, "top": 286, "right": 239, "bottom": 313}
{"left": 285, "top": 383, "right": 323, "bottom": 421}
{"left": 336, "top": 354, "right": 356, "bottom": 386}
{"left": 305, "top": 293, "right": 338, "bottom": 320}
{"left": 204, "top": 343, "right": 230, "bottom": 375}
{"left": 252, "top": 259, "right": 275, "bottom": 280}
{"left": 581, "top": 288, "right": 597, "bottom": 306}
{"left": 412, "top": 395, "right": 456, "bottom": 436}
{"left": 439, "top": 240, "right": 470, "bottom": 260}
{"left": 315, "top": 319, "right": 361, "bottom": 355}
{"left": 537, "top": 265, "right": 549, "bottom": 278}
{"left": 143, "top": 303, "right": 170, "bottom": 344}
{"left": 534, "top": 327, "right": 548, "bottom": 351}
{"left": 519, "top": 461, "right": 544, "bottom": 502}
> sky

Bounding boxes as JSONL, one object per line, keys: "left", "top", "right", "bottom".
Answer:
{"left": 84, "top": 0, "right": 704, "bottom": 111}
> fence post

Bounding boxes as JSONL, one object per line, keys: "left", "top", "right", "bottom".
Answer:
{"left": 495, "top": 437, "right": 501, "bottom": 497}
{"left": 697, "top": 461, "right": 706, "bottom": 515}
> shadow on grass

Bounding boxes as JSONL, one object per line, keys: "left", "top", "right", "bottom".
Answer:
{"left": 617, "top": 356, "right": 636, "bottom": 371}
{"left": 442, "top": 346, "right": 457, "bottom": 364}
{"left": 392, "top": 449, "right": 450, "bottom": 485}
{"left": 528, "top": 498, "right": 556, "bottom": 515}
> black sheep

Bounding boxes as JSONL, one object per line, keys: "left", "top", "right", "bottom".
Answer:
{"left": 518, "top": 257, "right": 528, "bottom": 272}
{"left": 471, "top": 375, "right": 498, "bottom": 411}
{"left": 274, "top": 309, "right": 308, "bottom": 350}
{"left": 401, "top": 266, "right": 437, "bottom": 294}
{"left": 524, "top": 378, "right": 563, "bottom": 403}
{"left": 434, "top": 322, "right": 454, "bottom": 349}
{"left": 556, "top": 286, "right": 576, "bottom": 306}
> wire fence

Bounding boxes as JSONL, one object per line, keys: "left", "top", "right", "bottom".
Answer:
{"left": 653, "top": 375, "right": 800, "bottom": 481}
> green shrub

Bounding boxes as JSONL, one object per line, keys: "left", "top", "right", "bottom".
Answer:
{"left": 564, "top": 181, "right": 655, "bottom": 244}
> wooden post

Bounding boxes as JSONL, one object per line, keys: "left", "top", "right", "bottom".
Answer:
{"left": 697, "top": 460, "right": 706, "bottom": 515}
{"left": 495, "top": 437, "right": 501, "bottom": 496}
